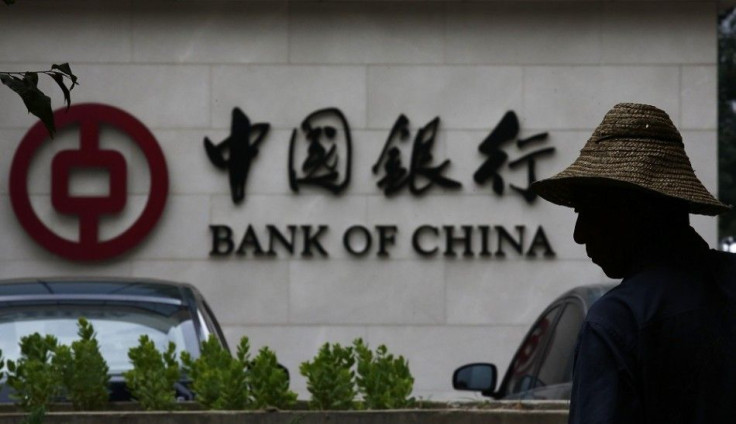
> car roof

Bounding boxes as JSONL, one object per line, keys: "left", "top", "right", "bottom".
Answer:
{"left": 0, "top": 277, "right": 196, "bottom": 305}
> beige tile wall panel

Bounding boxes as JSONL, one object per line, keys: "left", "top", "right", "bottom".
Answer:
{"left": 367, "top": 66, "right": 523, "bottom": 130}
{"left": 289, "top": 259, "right": 446, "bottom": 324}
{"left": 132, "top": 1, "right": 289, "bottom": 64}
{"left": 524, "top": 66, "right": 681, "bottom": 130}
{"left": 682, "top": 66, "right": 718, "bottom": 130}
{"left": 445, "top": 2, "right": 601, "bottom": 65}
{"left": 445, "top": 260, "right": 608, "bottom": 325}
{"left": 600, "top": 2, "right": 716, "bottom": 65}
{"left": 0, "top": 64, "right": 211, "bottom": 130}
{"left": 212, "top": 65, "right": 367, "bottom": 130}
{"left": 290, "top": 2, "right": 444, "bottom": 64}
{"left": 0, "top": 2, "right": 132, "bottom": 63}
{"left": 132, "top": 260, "right": 291, "bottom": 325}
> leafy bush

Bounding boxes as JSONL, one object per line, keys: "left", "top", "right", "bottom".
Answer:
{"left": 300, "top": 342, "right": 356, "bottom": 410}
{"left": 181, "top": 335, "right": 251, "bottom": 410}
{"left": 249, "top": 346, "right": 297, "bottom": 409}
{"left": 123, "top": 336, "right": 180, "bottom": 410}
{"left": 299, "top": 340, "right": 415, "bottom": 410}
{"left": 183, "top": 336, "right": 297, "bottom": 410}
{"left": 3, "top": 319, "right": 110, "bottom": 411}
{"left": 5, "top": 334, "right": 63, "bottom": 410}
{"left": 19, "top": 406, "right": 45, "bottom": 424}
{"left": 56, "top": 318, "right": 110, "bottom": 410}
{"left": 353, "top": 338, "right": 414, "bottom": 409}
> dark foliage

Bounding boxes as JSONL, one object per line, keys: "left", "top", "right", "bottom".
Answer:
{"left": 719, "top": 8, "right": 736, "bottom": 238}
{"left": 0, "top": 65, "right": 78, "bottom": 139}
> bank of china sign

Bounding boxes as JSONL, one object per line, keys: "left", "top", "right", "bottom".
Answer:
{"left": 205, "top": 107, "right": 556, "bottom": 260}
{"left": 9, "top": 104, "right": 556, "bottom": 262}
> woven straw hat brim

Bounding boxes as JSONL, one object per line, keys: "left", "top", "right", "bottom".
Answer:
{"left": 531, "top": 136, "right": 729, "bottom": 216}
{"left": 531, "top": 103, "right": 730, "bottom": 216}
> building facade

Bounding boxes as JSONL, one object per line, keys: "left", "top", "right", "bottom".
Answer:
{"left": 0, "top": 0, "right": 722, "bottom": 400}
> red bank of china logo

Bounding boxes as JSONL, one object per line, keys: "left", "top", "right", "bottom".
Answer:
{"left": 9, "top": 103, "right": 168, "bottom": 261}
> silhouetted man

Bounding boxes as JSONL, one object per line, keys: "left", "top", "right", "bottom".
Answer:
{"left": 532, "top": 103, "right": 736, "bottom": 423}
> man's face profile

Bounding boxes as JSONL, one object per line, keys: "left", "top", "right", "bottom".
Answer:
{"left": 573, "top": 188, "right": 639, "bottom": 278}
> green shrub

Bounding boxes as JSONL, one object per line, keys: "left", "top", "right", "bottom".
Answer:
{"left": 5, "top": 334, "right": 63, "bottom": 410}
{"left": 300, "top": 342, "right": 356, "bottom": 410}
{"left": 19, "top": 406, "right": 45, "bottom": 424}
{"left": 181, "top": 335, "right": 251, "bottom": 410}
{"left": 183, "top": 336, "right": 297, "bottom": 411}
{"left": 353, "top": 338, "right": 415, "bottom": 409}
{"left": 56, "top": 318, "right": 110, "bottom": 410}
{"left": 249, "top": 346, "right": 297, "bottom": 409}
{"left": 123, "top": 336, "right": 180, "bottom": 410}
{"left": 218, "top": 337, "right": 253, "bottom": 410}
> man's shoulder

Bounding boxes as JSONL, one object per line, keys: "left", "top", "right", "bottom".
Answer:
{"left": 579, "top": 288, "right": 638, "bottom": 352}
{"left": 584, "top": 284, "right": 641, "bottom": 337}
{"left": 588, "top": 249, "right": 736, "bottom": 330}
{"left": 585, "top": 271, "right": 671, "bottom": 332}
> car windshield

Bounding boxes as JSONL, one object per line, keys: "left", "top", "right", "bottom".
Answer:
{"left": 0, "top": 301, "right": 200, "bottom": 374}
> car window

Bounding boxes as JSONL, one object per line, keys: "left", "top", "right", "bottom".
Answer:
{"left": 0, "top": 303, "right": 199, "bottom": 374}
{"left": 505, "top": 305, "right": 561, "bottom": 395}
{"left": 201, "top": 300, "right": 229, "bottom": 351}
{"left": 536, "top": 301, "right": 585, "bottom": 387}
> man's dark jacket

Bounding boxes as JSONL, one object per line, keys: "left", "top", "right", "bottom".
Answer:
{"left": 569, "top": 228, "right": 736, "bottom": 423}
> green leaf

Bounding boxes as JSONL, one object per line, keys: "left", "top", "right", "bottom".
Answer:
{"left": 3, "top": 0, "right": 16, "bottom": 5}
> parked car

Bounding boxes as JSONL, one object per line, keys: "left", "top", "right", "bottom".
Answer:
{"left": 453, "top": 284, "right": 614, "bottom": 400}
{"left": 0, "top": 277, "right": 229, "bottom": 402}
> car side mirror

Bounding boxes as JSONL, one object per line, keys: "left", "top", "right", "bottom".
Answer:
{"left": 452, "top": 363, "right": 497, "bottom": 397}
{"left": 278, "top": 363, "right": 290, "bottom": 383}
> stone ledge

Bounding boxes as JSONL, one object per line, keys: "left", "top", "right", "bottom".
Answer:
{"left": 0, "top": 409, "right": 569, "bottom": 424}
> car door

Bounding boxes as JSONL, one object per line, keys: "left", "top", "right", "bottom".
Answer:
{"left": 500, "top": 298, "right": 586, "bottom": 399}
{"left": 536, "top": 300, "right": 584, "bottom": 385}
{"left": 501, "top": 304, "right": 562, "bottom": 397}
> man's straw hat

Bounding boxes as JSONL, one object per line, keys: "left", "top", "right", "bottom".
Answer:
{"left": 531, "top": 103, "right": 730, "bottom": 216}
